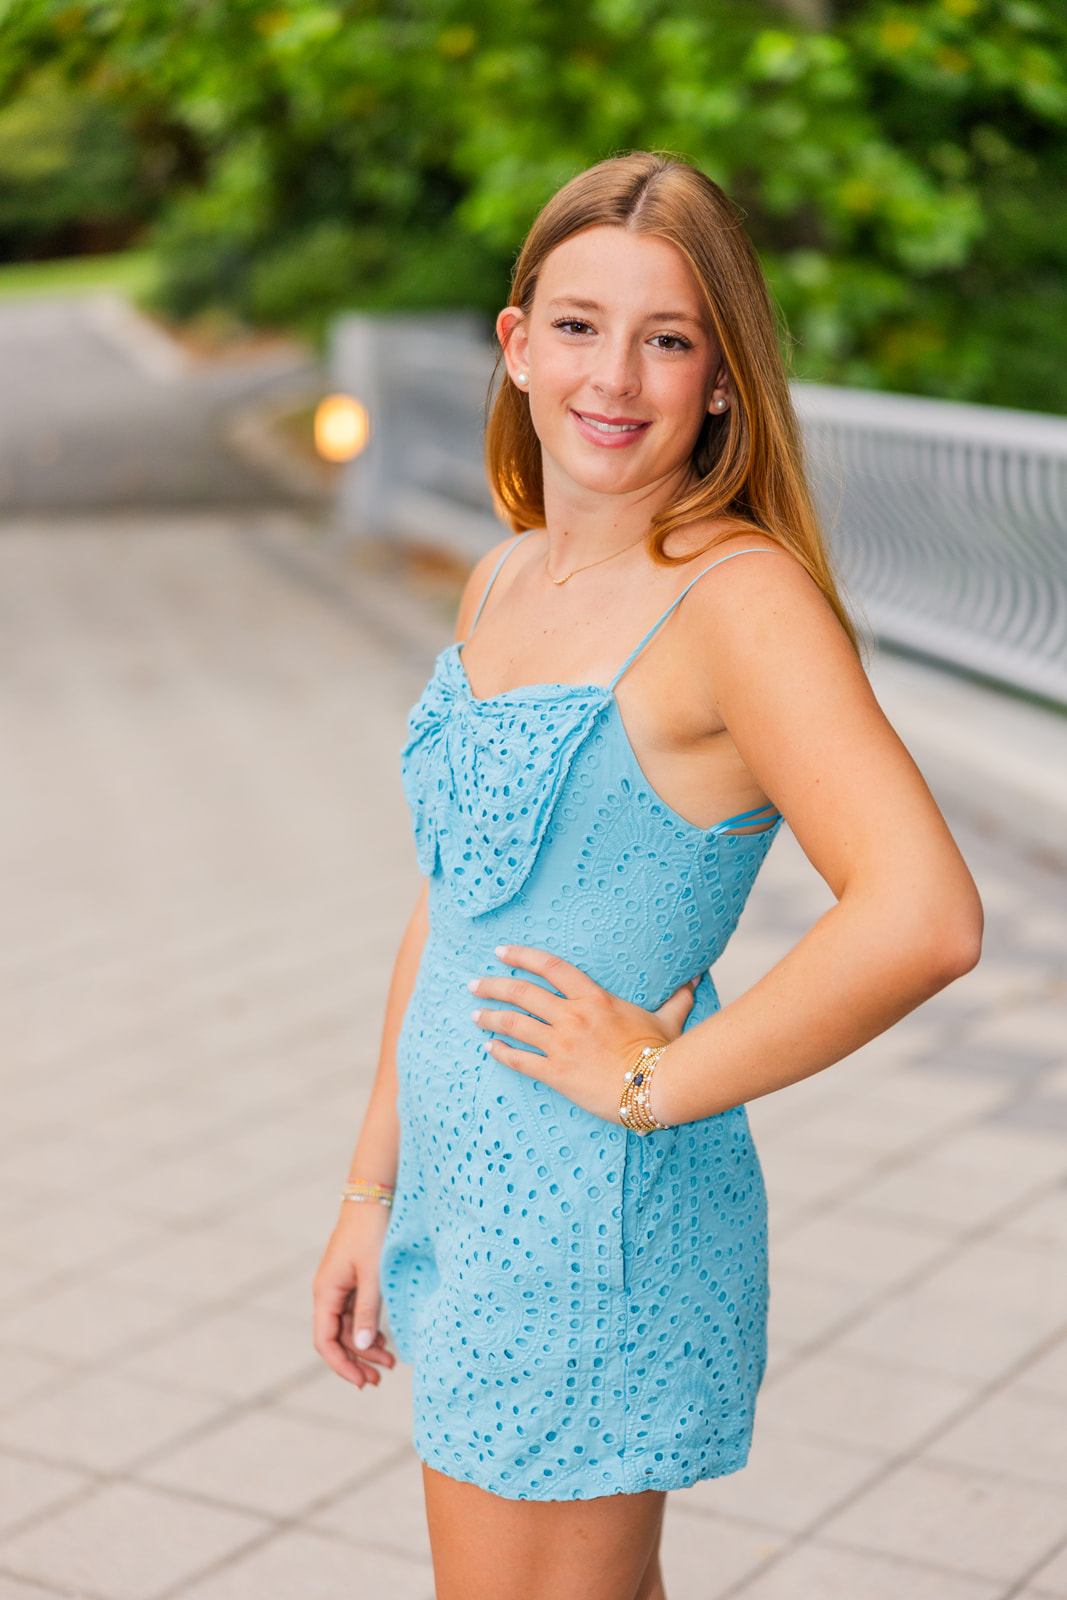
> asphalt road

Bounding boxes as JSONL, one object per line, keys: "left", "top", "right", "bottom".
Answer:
{"left": 0, "top": 294, "right": 317, "bottom": 511}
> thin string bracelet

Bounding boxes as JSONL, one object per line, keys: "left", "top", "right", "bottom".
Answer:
{"left": 340, "top": 1180, "right": 395, "bottom": 1207}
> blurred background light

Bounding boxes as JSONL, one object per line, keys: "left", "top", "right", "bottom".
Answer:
{"left": 314, "top": 394, "right": 369, "bottom": 463}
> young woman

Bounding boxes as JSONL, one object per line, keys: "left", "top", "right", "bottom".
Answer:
{"left": 313, "top": 152, "right": 982, "bottom": 1600}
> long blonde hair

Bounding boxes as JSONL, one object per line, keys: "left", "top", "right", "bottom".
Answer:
{"left": 485, "top": 151, "right": 857, "bottom": 651}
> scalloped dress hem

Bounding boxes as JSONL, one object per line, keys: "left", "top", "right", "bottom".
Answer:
{"left": 409, "top": 1431, "right": 755, "bottom": 1502}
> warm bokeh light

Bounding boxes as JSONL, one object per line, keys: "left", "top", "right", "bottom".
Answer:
{"left": 314, "top": 394, "right": 370, "bottom": 462}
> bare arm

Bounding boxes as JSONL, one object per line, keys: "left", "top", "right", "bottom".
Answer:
{"left": 468, "top": 556, "right": 983, "bottom": 1124}
{"left": 651, "top": 555, "right": 983, "bottom": 1122}
{"left": 353, "top": 534, "right": 516, "bottom": 1176}
{"left": 312, "top": 881, "right": 428, "bottom": 1386}
{"left": 344, "top": 879, "right": 429, "bottom": 1187}
{"left": 311, "top": 542, "right": 515, "bottom": 1386}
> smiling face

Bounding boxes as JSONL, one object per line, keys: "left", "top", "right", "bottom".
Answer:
{"left": 497, "top": 226, "right": 730, "bottom": 506}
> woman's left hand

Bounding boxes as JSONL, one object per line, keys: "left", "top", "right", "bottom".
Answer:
{"left": 469, "top": 945, "right": 698, "bottom": 1123}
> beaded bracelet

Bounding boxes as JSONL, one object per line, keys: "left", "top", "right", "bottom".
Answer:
{"left": 619, "top": 1045, "right": 669, "bottom": 1134}
{"left": 340, "top": 1180, "right": 395, "bottom": 1207}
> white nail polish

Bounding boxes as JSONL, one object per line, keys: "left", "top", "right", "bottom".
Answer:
{"left": 467, "top": 979, "right": 480, "bottom": 992}
{"left": 355, "top": 1328, "right": 374, "bottom": 1351}
{"left": 495, "top": 946, "right": 508, "bottom": 959}
{"left": 471, "top": 1009, "right": 481, "bottom": 1023}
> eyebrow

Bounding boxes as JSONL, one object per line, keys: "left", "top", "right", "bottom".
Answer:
{"left": 547, "top": 297, "right": 704, "bottom": 325}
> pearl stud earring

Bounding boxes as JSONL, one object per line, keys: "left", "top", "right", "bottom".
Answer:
{"left": 714, "top": 397, "right": 728, "bottom": 411}
{"left": 516, "top": 372, "right": 528, "bottom": 386}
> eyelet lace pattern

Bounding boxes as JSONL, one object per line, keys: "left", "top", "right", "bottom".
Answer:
{"left": 384, "top": 646, "right": 781, "bottom": 1502}
{"left": 402, "top": 647, "right": 609, "bottom": 918}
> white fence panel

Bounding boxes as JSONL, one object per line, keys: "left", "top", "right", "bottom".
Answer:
{"left": 794, "top": 385, "right": 1067, "bottom": 705}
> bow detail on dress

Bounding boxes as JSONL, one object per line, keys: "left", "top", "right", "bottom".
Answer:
{"left": 401, "top": 646, "right": 609, "bottom": 917}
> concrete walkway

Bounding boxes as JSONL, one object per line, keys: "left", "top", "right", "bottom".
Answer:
{"left": 0, "top": 511, "right": 1065, "bottom": 1600}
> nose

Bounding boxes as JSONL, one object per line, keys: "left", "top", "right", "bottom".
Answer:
{"left": 591, "top": 336, "right": 641, "bottom": 400}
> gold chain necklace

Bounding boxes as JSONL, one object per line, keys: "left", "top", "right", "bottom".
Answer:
{"left": 545, "top": 533, "right": 647, "bottom": 586}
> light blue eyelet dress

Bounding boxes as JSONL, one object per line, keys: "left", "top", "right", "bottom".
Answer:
{"left": 382, "top": 535, "right": 782, "bottom": 1502}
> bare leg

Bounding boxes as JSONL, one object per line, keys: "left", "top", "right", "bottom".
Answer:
{"left": 423, "top": 1464, "right": 668, "bottom": 1600}
{"left": 634, "top": 1511, "right": 666, "bottom": 1600}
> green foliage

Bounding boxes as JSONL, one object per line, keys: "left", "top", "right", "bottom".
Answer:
{"left": 0, "top": 74, "right": 142, "bottom": 252}
{"left": 0, "top": 247, "right": 157, "bottom": 300}
{"left": 1, "top": 0, "right": 1065, "bottom": 409}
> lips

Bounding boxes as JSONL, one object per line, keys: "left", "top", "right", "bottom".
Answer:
{"left": 575, "top": 412, "right": 647, "bottom": 434}
{"left": 571, "top": 409, "right": 651, "bottom": 447}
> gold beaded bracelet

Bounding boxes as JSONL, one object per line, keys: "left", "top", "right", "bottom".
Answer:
{"left": 619, "top": 1045, "right": 669, "bottom": 1134}
{"left": 340, "top": 1180, "right": 395, "bottom": 1207}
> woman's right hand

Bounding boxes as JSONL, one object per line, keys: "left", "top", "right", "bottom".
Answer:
{"left": 312, "top": 1202, "right": 396, "bottom": 1387}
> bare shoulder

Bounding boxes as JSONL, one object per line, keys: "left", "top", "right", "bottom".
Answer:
{"left": 675, "top": 527, "right": 861, "bottom": 683}
{"left": 677, "top": 526, "right": 817, "bottom": 601}
{"left": 454, "top": 532, "right": 538, "bottom": 642}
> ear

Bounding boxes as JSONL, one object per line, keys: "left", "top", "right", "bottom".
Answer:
{"left": 707, "top": 359, "right": 735, "bottom": 416}
{"left": 497, "top": 306, "right": 530, "bottom": 389}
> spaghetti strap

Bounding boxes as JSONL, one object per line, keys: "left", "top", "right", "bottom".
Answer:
{"left": 467, "top": 531, "right": 536, "bottom": 637}
{"left": 709, "top": 801, "right": 782, "bottom": 837}
{"left": 608, "top": 547, "right": 778, "bottom": 690}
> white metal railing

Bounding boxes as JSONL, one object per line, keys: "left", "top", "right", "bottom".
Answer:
{"left": 332, "top": 313, "right": 1067, "bottom": 705}
{"left": 794, "top": 385, "right": 1067, "bottom": 706}
{"left": 332, "top": 313, "right": 501, "bottom": 560}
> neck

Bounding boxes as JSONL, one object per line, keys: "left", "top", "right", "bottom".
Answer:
{"left": 540, "top": 455, "right": 694, "bottom": 568}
